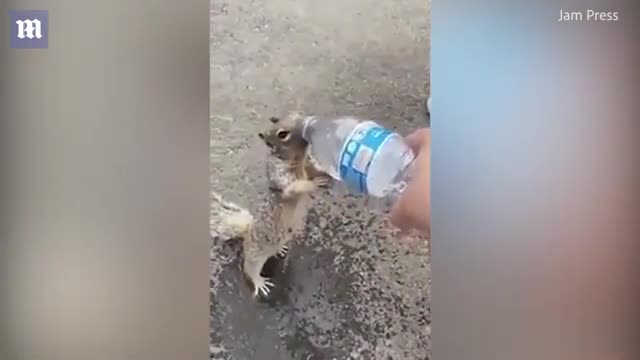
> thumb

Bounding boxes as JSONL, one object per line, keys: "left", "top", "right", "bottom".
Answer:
{"left": 389, "top": 195, "right": 416, "bottom": 233}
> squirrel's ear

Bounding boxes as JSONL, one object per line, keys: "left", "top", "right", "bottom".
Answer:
{"left": 269, "top": 117, "right": 280, "bottom": 124}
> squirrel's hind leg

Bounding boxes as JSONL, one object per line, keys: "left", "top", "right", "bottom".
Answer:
{"left": 243, "top": 250, "right": 273, "bottom": 298}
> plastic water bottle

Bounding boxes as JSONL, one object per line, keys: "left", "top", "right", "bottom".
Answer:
{"left": 301, "top": 116, "right": 416, "bottom": 208}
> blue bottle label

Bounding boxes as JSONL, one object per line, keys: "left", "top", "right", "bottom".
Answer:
{"left": 338, "top": 121, "right": 394, "bottom": 194}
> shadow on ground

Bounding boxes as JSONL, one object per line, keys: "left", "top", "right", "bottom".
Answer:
{"left": 210, "top": 191, "right": 430, "bottom": 360}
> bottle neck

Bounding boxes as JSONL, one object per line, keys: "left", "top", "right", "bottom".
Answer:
{"left": 301, "top": 116, "right": 316, "bottom": 142}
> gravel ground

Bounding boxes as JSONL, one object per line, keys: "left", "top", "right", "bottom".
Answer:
{"left": 210, "top": 0, "right": 430, "bottom": 358}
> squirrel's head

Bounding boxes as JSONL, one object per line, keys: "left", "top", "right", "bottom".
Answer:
{"left": 258, "top": 112, "right": 308, "bottom": 158}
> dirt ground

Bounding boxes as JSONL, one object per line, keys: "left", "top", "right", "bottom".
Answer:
{"left": 210, "top": 0, "right": 431, "bottom": 358}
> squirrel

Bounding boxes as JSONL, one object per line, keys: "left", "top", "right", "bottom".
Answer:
{"left": 212, "top": 112, "right": 330, "bottom": 298}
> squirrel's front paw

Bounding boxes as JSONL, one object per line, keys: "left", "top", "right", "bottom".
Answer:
{"left": 313, "top": 175, "right": 332, "bottom": 188}
{"left": 283, "top": 179, "right": 315, "bottom": 197}
{"left": 276, "top": 245, "right": 289, "bottom": 259}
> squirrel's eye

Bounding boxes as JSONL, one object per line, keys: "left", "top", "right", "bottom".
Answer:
{"left": 276, "top": 130, "right": 291, "bottom": 140}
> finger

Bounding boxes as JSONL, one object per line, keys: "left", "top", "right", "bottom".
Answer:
{"left": 404, "top": 128, "right": 430, "bottom": 154}
{"left": 389, "top": 196, "right": 415, "bottom": 233}
{"left": 390, "top": 152, "right": 430, "bottom": 234}
{"left": 390, "top": 204, "right": 421, "bottom": 233}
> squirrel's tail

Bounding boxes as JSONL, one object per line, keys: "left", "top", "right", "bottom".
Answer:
{"left": 221, "top": 209, "right": 254, "bottom": 239}
{"left": 210, "top": 192, "right": 254, "bottom": 240}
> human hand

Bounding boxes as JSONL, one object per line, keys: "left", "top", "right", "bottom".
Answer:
{"left": 390, "top": 128, "right": 430, "bottom": 236}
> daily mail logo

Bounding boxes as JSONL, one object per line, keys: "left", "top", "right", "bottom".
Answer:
{"left": 9, "top": 10, "right": 48, "bottom": 48}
